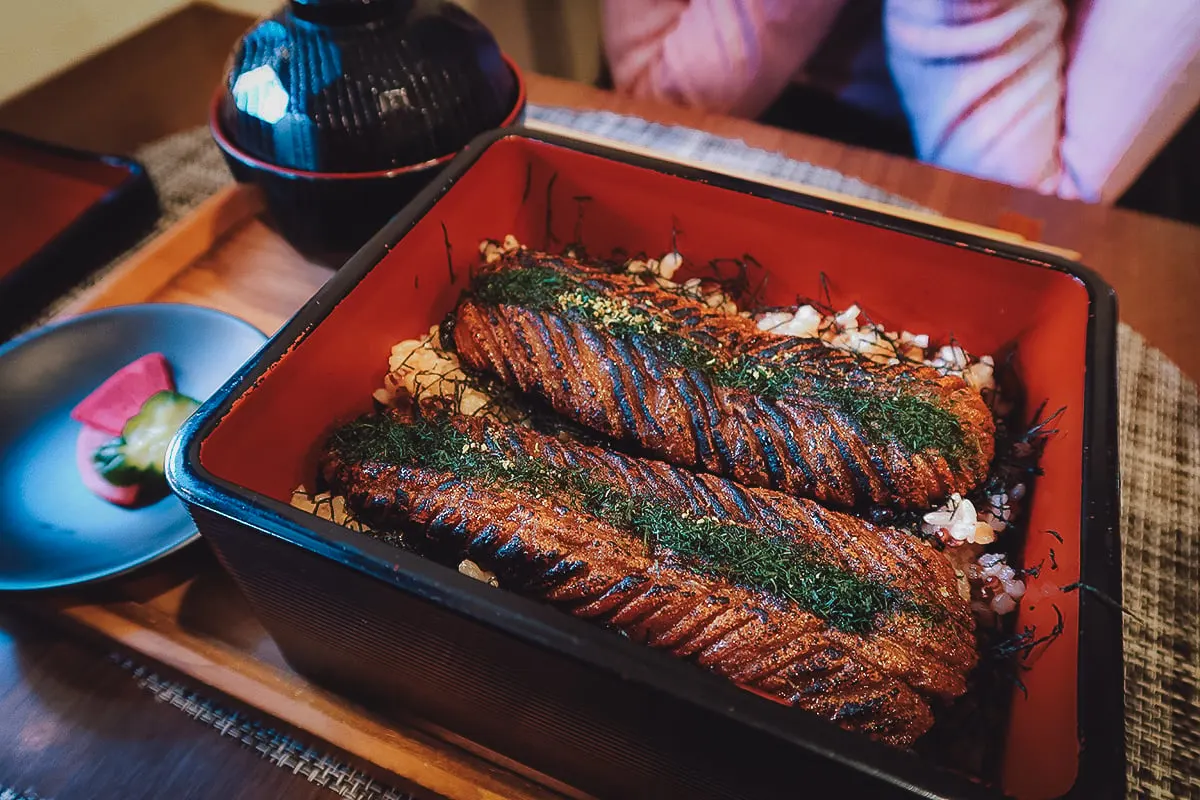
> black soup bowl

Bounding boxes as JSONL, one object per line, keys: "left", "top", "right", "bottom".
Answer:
{"left": 211, "top": 0, "right": 527, "bottom": 259}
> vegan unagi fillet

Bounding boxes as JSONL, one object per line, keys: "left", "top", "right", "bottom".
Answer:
{"left": 319, "top": 411, "right": 977, "bottom": 746}
{"left": 447, "top": 250, "right": 995, "bottom": 510}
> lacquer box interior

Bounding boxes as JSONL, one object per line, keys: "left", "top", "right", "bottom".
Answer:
{"left": 170, "top": 130, "right": 1122, "bottom": 800}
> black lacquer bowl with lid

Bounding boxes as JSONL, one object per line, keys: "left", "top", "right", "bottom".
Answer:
{"left": 212, "top": 0, "right": 526, "bottom": 258}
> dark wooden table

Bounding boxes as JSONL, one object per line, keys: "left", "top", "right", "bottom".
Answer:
{"left": 2, "top": 4, "right": 1198, "bottom": 798}
{"left": 0, "top": 618, "right": 335, "bottom": 800}
{"left": 0, "top": 550, "right": 422, "bottom": 800}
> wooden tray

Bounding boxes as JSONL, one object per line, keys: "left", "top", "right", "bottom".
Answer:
{"left": 30, "top": 134, "right": 1079, "bottom": 800}
{"left": 38, "top": 183, "right": 580, "bottom": 800}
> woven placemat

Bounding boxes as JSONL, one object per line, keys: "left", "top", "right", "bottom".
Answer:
{"left": 112, "top": 657, "right": 413, "bottom": 800}
{"left": 37, "top": 108, "right": 1200, "bottom": 798}
{"left": 1116, "top": 330, "right": 1200, "bottom": 798}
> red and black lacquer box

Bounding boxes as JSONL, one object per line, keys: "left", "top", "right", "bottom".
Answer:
{"left": 168, "top": 129, "right": 1122, "bottom": 799}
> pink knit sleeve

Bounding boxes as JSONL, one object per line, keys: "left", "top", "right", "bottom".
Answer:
{"left": 602, "top": 0, "right": 848, "bottom": 118}
{"left": 886, "top": 0, "right": 1200, "bottom": 202}
{"left": 1059, "top": 0, "right": 1200, "bottom": 201}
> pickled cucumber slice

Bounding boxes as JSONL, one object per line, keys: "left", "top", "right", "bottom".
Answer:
{"left": 93, "top": 390, "right": 199, "bottom": 488}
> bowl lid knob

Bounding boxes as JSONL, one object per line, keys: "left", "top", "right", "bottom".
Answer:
{"left": 288, "top": 0, "right": 412, "bottom": 24}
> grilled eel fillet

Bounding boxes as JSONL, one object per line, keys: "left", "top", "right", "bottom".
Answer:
{"left": 320, "top": 412, "right": 977, "bottom": 746}
{"left": 448, "top": 250, "right": 995, "bottom": 510}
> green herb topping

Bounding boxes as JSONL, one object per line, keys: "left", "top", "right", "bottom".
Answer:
{"left": 328, "top": 414, "right": 928, "bottom": 633}
{"left": 468, "top": 263, "right": 969, "bottom": 459}
{"left": 471, "top": 262, "right": 576, "bottom": 308}
{"left": 814, "top": 383, "right": 967, "bottom": 458}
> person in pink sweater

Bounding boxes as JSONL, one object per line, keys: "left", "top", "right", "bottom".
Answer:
{"left": 603, "top": 0, "right": 1200, "bottom": 204}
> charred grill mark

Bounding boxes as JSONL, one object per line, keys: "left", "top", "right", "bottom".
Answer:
{"left": 862, "top": 443, "right": 901, "bottom": 505}
{"left": 751, "top": 338, "right": 798, "bottom": 360}
{"left": 539, "top": 555, "right": 587, "bottom": 587}
{"left": 607, "top": 338, "right": 669, "bottom": 442}
{"left": 667, "top": 306, "right": 694, "bottom": 321}
{"left": 524, "top": 312, "right": 567, "bottom": 374}
{"left": 833, "top": 698, "right": 885, "bottom": 721}
{"left": 496, "top": 426, "right": 526, "bottom": 456}
{"left": 545, "top": 314, "right": 599, "bottom": 406}
{"left": 532, "top": 311, "right": 573, "bottom": 400}
{"left": 722, "top": 481, "right": 763, "bottom": 524}
{"left": 583, "top": 449, "right": 645, "bottom": 495}
{"left": 506, "top": 312, "right": 540, "bottom": 372}
{"left": 679, "top": 477, "right": 723, "bottom": 519}
{"left": 670, "top": 373, "right": 713, "bottom": 466}
{"left": 688, "top": 370, "right": 724, "bottom": 429}
{"left": 824, "top": 418, "right": 874, "bottom": 502}
{"left": 601, "top": 344, "right": 644, "bottom": 440}
{"left": 469, "top": 521, "right": 504, "bottom": 554}
{"left": 571, "top": 322, "right": 625, "bottom": 433}
{"left": 627, "top": 335, "right": 667, "bottom": 380}
{"left": 743, "top": 408, "right": 785, "bottom": 490}
{"left": 757, "top": 402, "right": 820, "bottom": 493}
{"left": 792, "top": 502, "right": 842, "bottom": 549}
{"left": 617, "top": 454, "right": 671, "bottom": 499}
{"left": 652, "top": 455, "right": 724, "bottom": 520}
{"left": 680, "top": 370, "right": 726, "bottom": 469}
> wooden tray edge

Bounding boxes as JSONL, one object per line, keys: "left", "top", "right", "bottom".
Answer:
{"left": 54, "top": 183, "right": 265, "bottom": 318}
{"left": 523, "top": 119, "right": 1084, "bottom": 262}
{"left": 54, "top": 599, "right": 574, "bottom": 800}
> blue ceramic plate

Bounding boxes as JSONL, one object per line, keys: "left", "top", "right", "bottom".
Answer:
{"left": 0, "top": 304, "right": 266, "bottom": 590}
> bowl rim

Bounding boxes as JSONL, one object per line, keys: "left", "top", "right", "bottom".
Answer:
{"left": 209, "top": 53, "right": 527, "bottom": 181}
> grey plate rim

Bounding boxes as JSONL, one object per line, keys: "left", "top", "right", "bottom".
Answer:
{"left": 0, "top": 302, "right": 267, "bottom": 592}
